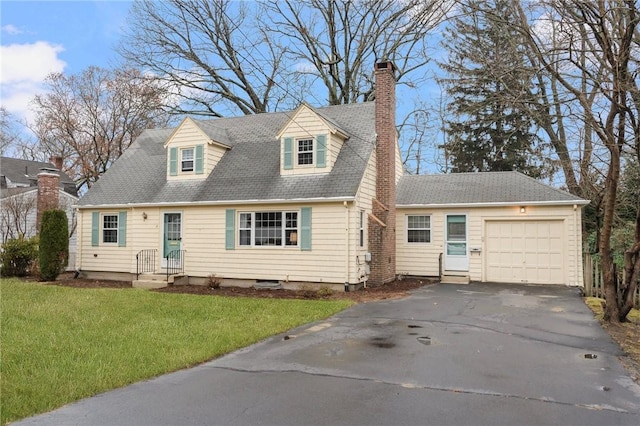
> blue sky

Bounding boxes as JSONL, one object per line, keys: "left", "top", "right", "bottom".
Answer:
{"left": 1, "top": 0, "right": 448, "bottom": 172}
{"left": 1, "top": 0, "right": 133, "bottom": 122}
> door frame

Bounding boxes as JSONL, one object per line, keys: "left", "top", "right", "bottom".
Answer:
{"left": 444, "top": 213, "right": 469, "bottom": 272}
{"left": 161, "top": 211, "right": 183, "bottom": 269}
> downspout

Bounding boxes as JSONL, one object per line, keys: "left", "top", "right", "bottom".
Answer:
{"left": 344, "top": 201, "right": 350, "bottom": 292}
{"left": 574, "top": 204, "right": 580, "bottom": 287}
{"left": 76, "top": 206, "right": 82, "bottom": 274}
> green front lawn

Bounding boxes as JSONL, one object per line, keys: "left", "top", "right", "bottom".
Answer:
{"left": 0, "top": 279, "right": 352, "bottom": 424}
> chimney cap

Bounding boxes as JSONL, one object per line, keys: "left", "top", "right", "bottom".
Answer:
{"left": 38, "top": 167, "right": 59, "bottom": 175}
{"left": 375, "top": 61, "right": 396, "bottom": 71}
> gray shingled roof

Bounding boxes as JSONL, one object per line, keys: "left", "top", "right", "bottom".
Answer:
{"left": 397, "top": 172, "right": 588, "bottom": 206}
{"left": 79, "top": 102, "right": 376, "bottom": 207}
{"left": 0, "top": 157, "right": 78, "bottom": 197}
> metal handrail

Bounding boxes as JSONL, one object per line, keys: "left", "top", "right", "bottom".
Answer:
{"left": 136, "top": 249, "right": 157, "bottom": 279}
{"left": 165, "top": 249, "right": 186, "bottom": 281}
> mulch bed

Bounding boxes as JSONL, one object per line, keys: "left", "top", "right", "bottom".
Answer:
{"left": 47, "top": 272, "right": 435, "bottom": 303}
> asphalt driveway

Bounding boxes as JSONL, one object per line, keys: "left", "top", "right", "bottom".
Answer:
{"left": 16, "top": 283, "right": 640, "bottom": 425}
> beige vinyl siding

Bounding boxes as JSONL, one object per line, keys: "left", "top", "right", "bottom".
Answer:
{"left": 165, "top": 119, "right": 210, "bottom": 181}
{"left": 204, "top": 144, "right": 226, "bottom": 175}
{"left": 182, "top": 203, "right": 347, "bottom": 283}
{"left": 350, "top": 150, "right": 377, "bottom": 283}
{"left": 80, "top": 203, "right": 348, "bottom": 284}
{"left": 396, "top": 205, "right": 584, "bottom": 286}
{"left": 165, "top": 118, "right": 228, "bottom": 180}
{"left": 396, "top": 210, "right": 444, "bottom": 278}
{"left": 77, "top": 209, "right": 133, "bottom": 273}
{"left": 280, "top": 106, "right": 345, "bottom": 175}
{"left": 395, "top": 142, "right": 404, "bottom": 183}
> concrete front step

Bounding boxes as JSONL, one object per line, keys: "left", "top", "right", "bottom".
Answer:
{"left": 440, "top": 275, "right": 470, "bottom": 284}
{"left": 132, "top": 273, "right": 189, "bottom": 289}
{"left": 137, "top": 273, "right": 167, "bottom": 281}
{"left": 133, "top": 279, "right": 168, "bottom": 289}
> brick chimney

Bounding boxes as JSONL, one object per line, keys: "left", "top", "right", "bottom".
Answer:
{"left": 49, "top": 156, "right": 63, "bottom": 171}
{"left": 368, "top": 61, "right": 397, "bottom": 286}
{"left": 37, "top": 169, "right": 60, "bottom": 231}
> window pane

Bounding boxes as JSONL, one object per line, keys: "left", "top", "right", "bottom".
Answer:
{"left": 408, "top": 215, "right": 429, "bottom": 228}
{"left": 181, "top": 148, "right": 194, "bottom": 171}
{"left": 240, "top": 213, "right": 251, "bottom": 228}
{"left": 103, "top": 215, "right": 118, "bottom": 243}
{"left": 447, "top": 242, "right": 466, "bottom": 255}
{"left": 407, "top": 215, "right": 430, "bottom": 243}
{"left": 239, "top": 213, "right": 252, "bottom": 246}
{"left": 408, "top": 230, "right": 430, "bottom": 243}
{"left": 297, "top": 139, "right": 313, "bottom": 165}
{"left": 447, "top": 215, "right": 466, "bottom": 241}
{"left": 239, "top": 230, "right": 251, "bottom": 246}
{"left": 255, "top": 212, "right": 282, "bottom": 246}
{"left": 285, "top": 212, "right": 298, "bottom": 246}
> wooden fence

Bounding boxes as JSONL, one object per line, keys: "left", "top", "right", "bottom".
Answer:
{"left": 583, "top": 252, "right": 640, "bottom": 308}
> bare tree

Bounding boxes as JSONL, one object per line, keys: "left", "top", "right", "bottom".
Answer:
{"left": 264, "top": 0, "right": 449, "bottom": 105}
{"left": 119, "top": 0, "right": 288, "bottom": 117}
{"left": 0, "top": 107, "right": 21, "bottom": 156}
{"left": 119, "top": 0, "right": 449, "bottom": 116}
{"left": 398, "top": 105, "right": 432, "bottom": 174}
{"left": 29, "top": 66, "right": 173, "bottom": 191}
{"left": 0, "top": 192, "right": 36, "bottom": 244}
{"left": 513, "top": 0, "right": 639, "bottom": 322}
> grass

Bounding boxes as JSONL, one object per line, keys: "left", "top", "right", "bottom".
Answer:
{"left": 585, "top": 297, "right": 640, "bottom": 381}
{"left": 585, "top": 297, "right": 640, "bottom": 322}
{"left": 0, "top": 279, "right": 352, "bottom": 424}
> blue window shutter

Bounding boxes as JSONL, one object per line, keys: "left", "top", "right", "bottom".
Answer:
{"left": 300, "top": 207, "right": 312, "bottom": 251}
{"left": 316, "top": 135, "right": 327, "bottom": 168}
{"left": 169, "top": 147, "right": 178, "bottom": 176}
{"left": 91, "top": 212, "right": 99, "bottom": 247}
{"left": 118, "top": 211, "right": 127, "bottom": 247}
{"left": 225, "top": 209, "right": 235, "bottom": 250}
{"left": 283, "top": 138, "right": 293, "bottom": 170}
{"left": 195, "top": 144, "right": 204, "bottom": 174}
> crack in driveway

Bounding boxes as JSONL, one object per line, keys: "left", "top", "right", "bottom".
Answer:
{"left": 209, "top": 365, "right": 637, "bottom": 415}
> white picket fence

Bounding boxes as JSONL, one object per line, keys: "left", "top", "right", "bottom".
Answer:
{"left": 583, "top": 252, "right": 640, "bottom": 308}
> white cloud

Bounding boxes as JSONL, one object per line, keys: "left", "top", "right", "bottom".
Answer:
{"left": 294, "top": 61, "right": 318, "bottom": 74}
{"left": 1, "top": 24, "right": 23, "bottom": 35}
{"left": 1, "top": 41, "right": 66, "bottom": 84}
{"left": 0, "top": 41, "right": 66, "bottom": 123}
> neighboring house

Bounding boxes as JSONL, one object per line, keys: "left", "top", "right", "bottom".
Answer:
{"left": 75, "top": 62, "right": 588, "bottom": 289}
{"left": 1, "top": 157, "right": 79, "bottom": 268}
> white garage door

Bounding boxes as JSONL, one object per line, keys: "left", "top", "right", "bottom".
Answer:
{"left": 485, "top": 220, "right": 565, "bottom": 284}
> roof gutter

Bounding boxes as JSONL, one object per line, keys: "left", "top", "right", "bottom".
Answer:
{"left": 396, "top": 199, "right": 591, "bottom": 209}
{"left": 77, "top": 196, "right": 355, "bottom": 210}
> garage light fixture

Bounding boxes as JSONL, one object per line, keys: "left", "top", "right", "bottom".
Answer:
{"left": 520, "top": 206, "right": 526, "bottom": 214}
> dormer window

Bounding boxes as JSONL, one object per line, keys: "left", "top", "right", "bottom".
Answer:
{"left": 282, "top": 135, "right": 327, "bottom": 171}
{"left": 297, "top": 139, "right": 314, "bottom": 165}
{"left": 181, "top": 148, "right": 194, "bottom": 172}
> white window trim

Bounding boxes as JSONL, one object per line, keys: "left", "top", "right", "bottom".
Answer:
{"left": 359, "top": 210, "right": 365, "bottom": 248}
{"left": 296, "top": 138, "right": 314, "bottom": 167}
{"left": 407, "top": 214, "right": 431, "bottom": 244}
{"left": 181, "top": 147, "right": 194, "bottom": 173}
{"left": 238, "top": 210, "right": 299, "bottom": 248}
{"left": 102, "top": 213, "right": 119, "bottom": 245}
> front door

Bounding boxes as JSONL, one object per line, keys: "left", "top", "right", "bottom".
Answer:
{"left": 163, "top": 213, "right": 182, "bottom": 268}
{"left": 445, "top": 214, "right": 468, "bottom": 271}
